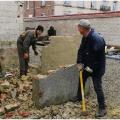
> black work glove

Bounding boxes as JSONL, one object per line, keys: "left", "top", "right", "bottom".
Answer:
{"left": 34, "top": 51, "right": 38, "bottom": 56}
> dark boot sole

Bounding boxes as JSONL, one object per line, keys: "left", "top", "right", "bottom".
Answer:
{"left": 95, "top": 112, "right": 107, "bottom": 119}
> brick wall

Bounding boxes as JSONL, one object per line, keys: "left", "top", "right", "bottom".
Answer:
{"left": 0, "top": 1, "right": 23, "bottom": 41}
{"left": 24, "top": 11, "right": 120, "bottom": 45}
{"left": 24, "top": 1, "right": 54, "bottom": 17}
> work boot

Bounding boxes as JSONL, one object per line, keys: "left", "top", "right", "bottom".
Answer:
{"left": 18, "top": 73, "right": 25, "bottom": 79}
{"left": 95, "top": 108, "right": 107, "bottom": 118}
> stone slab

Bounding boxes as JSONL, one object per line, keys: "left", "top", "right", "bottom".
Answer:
{"left": 32, "top": 65, "right": 79, "bottom": 108}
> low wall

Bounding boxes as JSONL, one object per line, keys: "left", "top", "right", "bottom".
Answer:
{"left": 39, "top": 35, "right": 81, "bottom": 74}
{"left": 0, "top": 35, "right": 82, "bottom": 74}
{"left": 24, "top": 12, "right": 120, "bottom": 46}
{"left": 0, "top": 43, "right": 18, "bottom": 72}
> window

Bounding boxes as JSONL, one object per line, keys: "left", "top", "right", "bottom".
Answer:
{"left": 63, "top": 0, "right": 71, "bottom": 6}
{"left": 41, "top": 0, "right": 46, "bottom": 7}
{"left": 41, "top": 13, "right": 46, "bottom": 16}
{"left": 100, "top": 0, "right": 111, "bottom": 11}
{"left": 27, "top": 1, "right": 29, "bottom": 9}
{"left": 102, "top": 0, "right": 108, "bottom": 6}
{"left": 112, "top": 1, "right": 118, "bottom": 11}
{"left": 91, "top": 0, "right": 96, "bottom": 9}
{"left": 78, "top": 1, "right": 84, "bottom": 8}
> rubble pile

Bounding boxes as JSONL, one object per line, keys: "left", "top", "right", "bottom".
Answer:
{"left": 0, "top": 64, "right": 119, "bottom": 119}
{"left": 0, "top": 68, "right": 34, "bottom": 119}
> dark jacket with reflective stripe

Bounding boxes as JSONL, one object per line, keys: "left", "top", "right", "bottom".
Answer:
{"left": 77, "top": 29, "right": 106, "bottom": 75}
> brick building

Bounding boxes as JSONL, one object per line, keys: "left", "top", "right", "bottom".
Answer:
{"left": 23, "top": 1, "right": 120, "bottom": 46}
{"left": 24, "top": 1, "right": 120, "bottom": 17}
{"left": 24, "top": 1, "right": 54, "bottom": 17}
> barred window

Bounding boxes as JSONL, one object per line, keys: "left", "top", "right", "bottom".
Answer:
{"left": 41, "top": 0, "right": 46, "bottom": 7}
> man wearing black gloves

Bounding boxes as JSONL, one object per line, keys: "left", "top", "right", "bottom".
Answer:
{"left": 77, "top": 19, "right": 106, "bottom": 118}
{"left": 17, "top": 25, "right": 44, "bottom": 77}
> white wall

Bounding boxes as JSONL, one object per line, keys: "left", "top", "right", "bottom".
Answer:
{"left": 0, "top": 1, "right": 23, "bottom": 41}
{"left": 54, "top": 1, "right": 120, "bottom": 16}
{"left": 54, "top": 1, "right": 100, "bottom": 15}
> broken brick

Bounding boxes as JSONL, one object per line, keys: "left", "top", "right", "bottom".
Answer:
{"left": 0, "top": 86, "right": 6, "bottom": 93}
{"left": 21, "top": 75, "right": 30, "bottom": 81}
{"left": 23, "top": 82, "right": 31, "bottom": 91}
{"left": 0, "top": 81, "right": 10, "bottom": 89}
{"left": 18, "top": 111, "right": 31, "bottom": 117}
{"left": 0, "top": 93, "right": 7, "bottom": 102}
{"left": 0, "top": 107, "right": 5, "bottom": 116}
{"left": 47, "top": 70, "right": 56, "bottom": 75}
{"left": 5, "top": 103, "right": 20, "bottom": 112}
{"left": 36, "top": 74, "right": 47, "bottom": 79}
{"left": 18, "top": 94, "right": 27, "bottom": 102}
{"left": 31, "top": 74, "right": 47, "bottom": 81}
{"left": 5, "top": 112, "right": 15, "bottom": 118}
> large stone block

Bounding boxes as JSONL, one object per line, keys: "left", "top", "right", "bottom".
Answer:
{"left": 33, "top": 65, "right": 90, "bottom": 108}
{"left": 33, "top": 65, "right": 79, "bottom": 108}
{"left": 40, "top": 35, "right": 81, "bottom": 74}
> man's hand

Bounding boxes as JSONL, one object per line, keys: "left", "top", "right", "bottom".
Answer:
{"left": 85, "top": 66, "right": 93, "bottom": 73}
{"left": 34, "top": 51, "right": 38, "bottom": 56}
{"left": 23, "top": 53, "right": 29, "bottom": 59}
{"left": 77, "top": 64, "right": 84, "bottom": 71}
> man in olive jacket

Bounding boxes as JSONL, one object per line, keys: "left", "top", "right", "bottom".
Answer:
{"left": 77, "top": 19, "right": 106, "bottom": 118}
{"left": 17, "top": 25, "right": 44, "bottom": 77}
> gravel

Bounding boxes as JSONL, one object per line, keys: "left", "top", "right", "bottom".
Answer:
{"left": 103, "top": 59, "right": 120, "bottom": 105}
{"left": 0, "top": 59, "right": 120, "bottom": 119}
